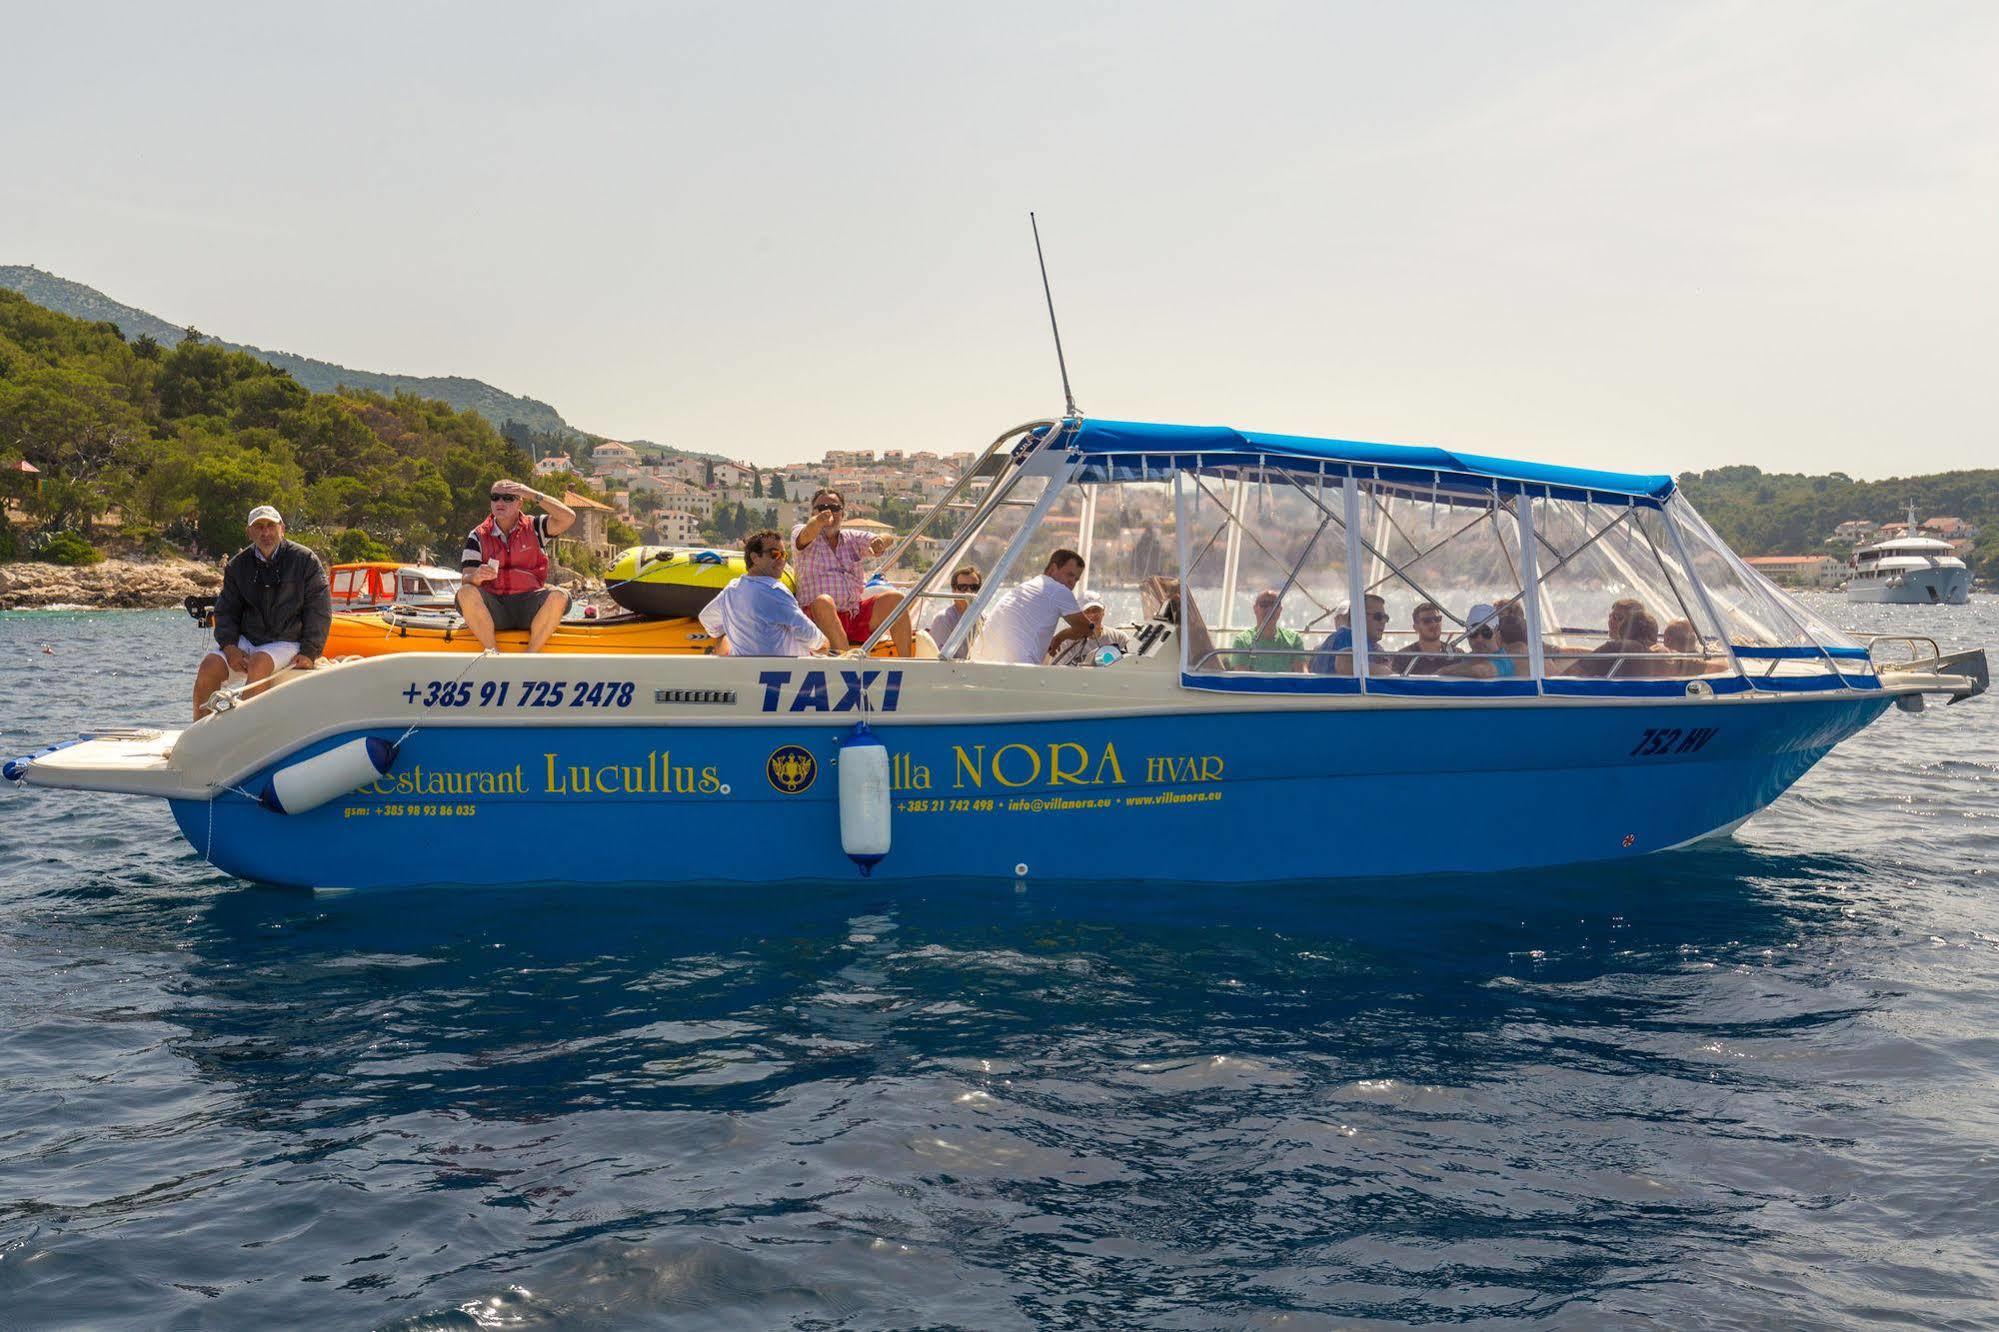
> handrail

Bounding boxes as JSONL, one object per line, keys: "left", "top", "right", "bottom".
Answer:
{"left": 1862, "top": 634, "right": 1943, "bottom": 670}
{"left": 856, "top": 419, "right": 1063, "bottom": 657}
{"left": 866, "top": 419, "right": 1056, "bottom": 578}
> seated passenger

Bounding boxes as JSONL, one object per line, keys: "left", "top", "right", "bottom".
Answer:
{"left": 458, "top": 479, "right": 576, "bottom": 653}
{"left": 1309, "top": 595, "right": 1388, "bottom": 675}
{"left": 927, "top": 564, "right": 983, "bottom": 660}
{"left": 1049, "top": 599, "right": 1134, "bottom": 666}
{"left": 1610, "top": 610, "right": 1665, "bottom": 677}
{"left": 697, "top": 529, "right": 828, "bottom": 657}
{"left": 973, "top": 549, "right": 1096, "bottom": 665}
{"left": 1438, "top": 602, "right": 1519, "bottom": 678}
{"left": 1229, "top": 588, "right": 1306, "bottom": 672}
{"left": 1564, "top": 598, "right": 1646, "bottom": 678}
{"left": 194, "top": 504, "right": 331, "bottom": 720}
{"left": 1498, "top": 602, "right": 1532, "bottom": 675}
{"left": 1392, "top": 601, "right": 1458, "bottom": 676}
{"left": 1660, "top": 618, "right": 1711, "bottom": 674}
{"left": 793, "top": 487, "right": 912, "bottom": 656}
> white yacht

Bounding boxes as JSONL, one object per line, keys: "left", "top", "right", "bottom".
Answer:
{"left": 1846, "top": 504, "right": 1971, "bottom": 605}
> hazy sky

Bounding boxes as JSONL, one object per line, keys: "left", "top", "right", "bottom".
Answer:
{"left": 6, "top": 1, "right": 1995, "bottom": 477}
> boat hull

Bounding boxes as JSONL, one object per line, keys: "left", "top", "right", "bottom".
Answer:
{"left": 166, "top": 694, "right": 1893, "bottom": 890}
{"left": 1846, "top": 567, "right": 1971, "bottom": 605}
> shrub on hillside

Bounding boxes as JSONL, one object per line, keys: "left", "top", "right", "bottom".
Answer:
{"left": 35, "top": 530, "right": 105, "bottom": 566}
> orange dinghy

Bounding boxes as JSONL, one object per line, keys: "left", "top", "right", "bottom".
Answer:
{"left": 324, "top": 608, "right": 716, "bottom": 658}
{"left": 321, "top": 607, "right": 926, "bottom": 659}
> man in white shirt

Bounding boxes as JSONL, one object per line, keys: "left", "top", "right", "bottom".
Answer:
{"left": 698, "top": 530, "right": 829, "bottom": 657}
{"left": 973, "top": 549, "right": 1097, "bottom": 665}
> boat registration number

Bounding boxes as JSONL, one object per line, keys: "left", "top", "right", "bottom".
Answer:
{"left": 1628, "top": 726, "right": 1718, "bottom": 757}
{"left": 403, "top": 680, "right": 637, "bottom": 709}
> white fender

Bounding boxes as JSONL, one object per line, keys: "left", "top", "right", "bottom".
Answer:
{"left": 837, "top": 721, "right": 891, "bottom": 876}
{"left": 259, "top": 737, "right": 399, "bottom": 815}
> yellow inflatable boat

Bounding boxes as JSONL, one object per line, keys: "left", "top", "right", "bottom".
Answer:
{"left": 605, "top": 546, "right": 793, "bottom": 618}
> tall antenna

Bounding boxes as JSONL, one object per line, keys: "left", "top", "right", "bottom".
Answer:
{"left": 1030, "top": 212, "right": 1080, "bottom": 419}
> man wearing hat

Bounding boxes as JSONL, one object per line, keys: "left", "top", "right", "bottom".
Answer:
{"left": 1047, "top": 597, "right": 1132, "bottom": 666}
{"left": 194, "top": 504, "right": 331, "bottom": 720}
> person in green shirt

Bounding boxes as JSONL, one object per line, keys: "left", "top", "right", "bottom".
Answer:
{"left": 1229, "top": 587, "right": 1305, "bottom": 672}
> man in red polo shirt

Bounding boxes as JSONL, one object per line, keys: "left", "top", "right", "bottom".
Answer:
{"left": 456, "top": 479, "right": 577, "bottom": 652}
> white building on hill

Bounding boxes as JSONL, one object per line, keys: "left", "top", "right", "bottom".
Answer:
{"left": 590, "top": 441, "right": 640, "bottom": 472}
{"left": 652, "top": 510, "right": 703, "bottom": 544}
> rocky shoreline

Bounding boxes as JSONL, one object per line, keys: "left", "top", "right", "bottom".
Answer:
{"left": 0, "top": 559, "right": 223, "bottom": 611}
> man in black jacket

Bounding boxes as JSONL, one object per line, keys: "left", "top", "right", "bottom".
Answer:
{"left": 193, "top": 505, "right": 332, "bottom": 720}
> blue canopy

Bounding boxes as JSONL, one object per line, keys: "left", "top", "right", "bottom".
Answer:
{"left": 1056, "top": 419, "right": 1677, "bottom": 504}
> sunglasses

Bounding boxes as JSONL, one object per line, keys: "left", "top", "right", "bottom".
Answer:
{"left": 952, "top": 582, "right": 981, "bottom": 592}
{"left": 814, "top": 503, "right": 843, "bottom": 513}
{"left": 489, "top": 493, "right": 516, "bottom": 502}
{"left": 1471, "top": 625, "right": 1497, "bottom": 637}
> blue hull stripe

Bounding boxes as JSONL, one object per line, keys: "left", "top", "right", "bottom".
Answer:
{"left": 166, "top": 695, "right": 1891, "bottom": 890}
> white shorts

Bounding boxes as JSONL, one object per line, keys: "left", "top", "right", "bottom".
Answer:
{"left": 205, "top": 635, "right": 301, "bottom": 680}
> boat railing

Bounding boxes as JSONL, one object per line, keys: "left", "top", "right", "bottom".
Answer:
{"left": 858, "top": 418, "right": 1068, "bottom": 659}
{"left": 865, "top": 419, "right": 1055, "bottom": 587}
{"left": 1187, "top": 644, "right": 1741, "bottom": 681}
{"left": 1861, "top": 635, "right": 1944, "bottom": 671}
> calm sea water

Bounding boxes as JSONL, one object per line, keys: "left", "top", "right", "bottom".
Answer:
{"left": 1, "top": 597, "right": 1994, "bottom": 1330}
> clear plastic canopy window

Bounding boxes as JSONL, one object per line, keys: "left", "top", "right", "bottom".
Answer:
{"left": 1156, "top": 465, "right": 1863, "bottom": 686}
{"left": 898, "top": 435, "right": 1865, "bottom": 687}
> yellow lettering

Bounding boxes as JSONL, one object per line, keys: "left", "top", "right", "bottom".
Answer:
{"left": 1092, "top": 742, "right": 1126, "bottom": 786}
{"left": 1048, "top": 742, "right": 1089, "bottom": 785}
{"left": 543, "top": 754, "right": 565, "bottom": 794}
{"left": 992, "top": 743, "right": 1042, "bottom": 788}
{"left": 953, "top": 745, "right": 985, "bottom": 790}
{"left": 1200, "top": 755, "right": 1224, "bottom": 781}
{"left": 698, "top": 767, "right": 721, "bottom": 794}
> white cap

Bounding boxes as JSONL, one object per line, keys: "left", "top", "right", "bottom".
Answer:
{"left": 1466, "top": 602, "right": 1499, "bottom": 634}
{"left": 247, "top": 505, "right": 283, "bottom": 526}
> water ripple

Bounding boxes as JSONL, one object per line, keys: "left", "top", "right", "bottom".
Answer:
{"left": 1, "top": 601, "right": 1995, "bottom": 1328}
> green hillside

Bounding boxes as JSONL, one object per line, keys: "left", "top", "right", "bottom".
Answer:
{"left": 1675, "top": 465, "right": 1999, "bottom": 581}
{"left": 0, "top": 265, "right": 575, "bottom": 437}
{"left": 0, "top": 288, "right": 638, "bottom": 565}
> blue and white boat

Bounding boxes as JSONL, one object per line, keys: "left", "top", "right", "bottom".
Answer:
{"left": 8, "top": 418, "right": 1987, "bottom": 891}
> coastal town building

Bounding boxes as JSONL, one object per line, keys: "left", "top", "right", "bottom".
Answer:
{"left": 1745, "top": 554, "right": 1844, "bottom": 588}
{"left": 559, "top": 490, "right": 618, "bottom": 562}
{"left": 532, "top": 453, "right": 573, "bottom": 478}
{"left": 650, "top": 510, "right": 703, "bottom": 544}
{"left": 589, "top": 441, "right": 640, "bottom": 471}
